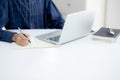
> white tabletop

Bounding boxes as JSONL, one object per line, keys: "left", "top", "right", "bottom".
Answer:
{"left": 0, "top": 29, "right": 120, "bottom": 80}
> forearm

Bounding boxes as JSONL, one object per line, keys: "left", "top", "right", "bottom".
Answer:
{"left": 0, "top": 29, "right": 16, "bottom": 42}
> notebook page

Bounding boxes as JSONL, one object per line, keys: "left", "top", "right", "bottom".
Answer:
{"left": 11, "top": 37, "right": 59, "bottom": 49}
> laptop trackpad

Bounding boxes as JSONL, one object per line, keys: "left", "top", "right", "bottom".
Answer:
{"left": 36, "top": 30, "right": 62, "bottom": 42}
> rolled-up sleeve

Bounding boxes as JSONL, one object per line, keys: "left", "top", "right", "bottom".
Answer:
{"left": 46, "top": 0, "right": 65, "bottom": 29}
{"left": 0, "top": 0, "right": 15, "bottom": 42}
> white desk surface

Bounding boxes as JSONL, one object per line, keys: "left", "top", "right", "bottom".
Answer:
{"left": 0, "top": 29, "right": 120, "bottom": 80}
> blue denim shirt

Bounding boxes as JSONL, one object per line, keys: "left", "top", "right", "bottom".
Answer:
{"left": 0, "top": 0, "right": 64, "bottom": 42}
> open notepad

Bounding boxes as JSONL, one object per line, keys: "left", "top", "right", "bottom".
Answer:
{"left": 11, "top": 37, "right": 58, "bottom": 49}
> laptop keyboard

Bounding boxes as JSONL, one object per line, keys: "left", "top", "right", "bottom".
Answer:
{"left": 47, "top": 35, "right": 60, "bottom": 42}
{"left": 36, "top": 30, "right": 62, "bottom": 42}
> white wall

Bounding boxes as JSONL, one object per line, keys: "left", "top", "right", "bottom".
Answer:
{"left": 106, "top": 0, "right": 120, "bottom": 29}
{"left": 53, "top": 0, "right": 86, "bottom": 18}
{"left": 86, "top": 0, "right": 106, "bottom": 31}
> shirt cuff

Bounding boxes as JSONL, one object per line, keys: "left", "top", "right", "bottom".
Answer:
{"left": 2, "top": 31, "right": 16, "bottom": 43}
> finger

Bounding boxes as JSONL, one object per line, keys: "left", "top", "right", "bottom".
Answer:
{"left": 19, "top": 33, "right": 30, "bottom": 41}
{"left": 24, "top": 34, "right": 30, "bottom": 38}
{"left": 16, "top": 34, "right": 29, "bottom": 43}
{"left": 16, "top": 39, "right": 29, "bottom": 46}
{"left": 16, "top": 42, "right": 29, "bottom": 46}
{"left": 23, "top": 34, "right": 31, "bottom": 41}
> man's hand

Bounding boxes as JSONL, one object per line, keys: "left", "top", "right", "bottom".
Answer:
{"left": 12, "top": 33, "right": 30, "bottom": 46}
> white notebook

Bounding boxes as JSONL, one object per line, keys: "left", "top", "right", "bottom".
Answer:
{"left": 10, "top": 37, "right": 58, "bottom": 50}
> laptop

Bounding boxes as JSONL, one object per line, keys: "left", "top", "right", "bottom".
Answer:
{"left": 36, "top": 10, "right": 95, "bottom": 45}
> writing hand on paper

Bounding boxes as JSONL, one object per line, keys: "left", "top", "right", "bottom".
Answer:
{"left": 12, "top": 33, "right": 30, "bottom": 46}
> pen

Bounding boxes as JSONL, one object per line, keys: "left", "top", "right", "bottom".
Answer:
{"left": 107, "top": 28, "right": 115, "bottom": 36}
{"left": 18, "top": 27, "right": 31, "bottom": 43}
